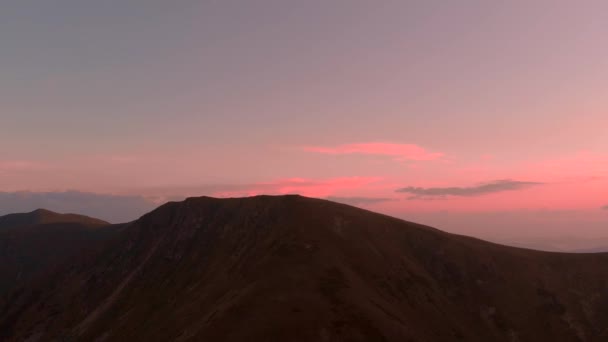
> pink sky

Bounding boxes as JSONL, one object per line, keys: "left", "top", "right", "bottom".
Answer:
{"left": 1, "top": 1, "right": 607, "bottom": 248}
{"left": 2, "top": 146, "right": 606, "bottom": 212}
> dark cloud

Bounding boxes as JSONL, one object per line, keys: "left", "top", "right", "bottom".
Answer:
{"left": 396, "top": 179, "right": 543, "bottom": 200}
{"left": 326, "top": 196, "right": 396, "bottom": 206}
{"left": 0, "top": 191, "right": 157, "bottom": 223}
{"left": 602, "top": 205, "right": 608, "bottom": 210}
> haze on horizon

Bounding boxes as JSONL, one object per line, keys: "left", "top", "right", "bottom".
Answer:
{"left": 1, "top": 1, "right": 607, "bottom": 250}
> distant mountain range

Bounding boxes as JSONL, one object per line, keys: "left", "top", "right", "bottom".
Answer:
{"left": 1, "top": 196, "right": 608, "bottom": 341}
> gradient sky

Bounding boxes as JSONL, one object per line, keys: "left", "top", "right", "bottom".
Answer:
{"left": 1, "top": 1, "right": 607, "bottom": 249}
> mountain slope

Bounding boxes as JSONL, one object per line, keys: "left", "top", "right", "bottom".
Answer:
{"left": 0, "top": 210, "right": 117, "bottom": 295}
{"left": 1, "top": 195, "right": 608, "bottom": 341}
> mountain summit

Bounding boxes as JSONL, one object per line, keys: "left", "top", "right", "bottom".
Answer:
{"left": 2, "top": 195, "right": 608, "bottom": 341}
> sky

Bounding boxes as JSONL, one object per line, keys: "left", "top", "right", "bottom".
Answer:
{"left": 1, "top": 1, "right": 607, "bottom": 249}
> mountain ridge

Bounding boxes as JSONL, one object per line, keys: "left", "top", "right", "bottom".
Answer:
{"left": 2, "top": 195, "right": 608, "bottom": 341}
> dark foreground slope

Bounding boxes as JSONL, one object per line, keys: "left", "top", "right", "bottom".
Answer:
{"left": 0, "top": 210, "right": 118, "bottom": 295}
{"left": 2, "top": 196, "right": 608, "bottom": 341}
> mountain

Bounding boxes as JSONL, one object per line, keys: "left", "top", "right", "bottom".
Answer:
{"left": 0, "top": 210, "right": 119, "bottom": 296}
{"left": 1, "top": 195, "right": 608, "bottom": 341}
{"left": 0, "top": 209, "right": 107, "bottom": 230}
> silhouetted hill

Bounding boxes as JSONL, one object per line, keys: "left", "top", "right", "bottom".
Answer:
{"left": 0, "top": 210, "right": 118, "bottom": 296}
{"left": 1, "top": 196, "right": 608, "bottom": 341}
{"left": 0, "top": 209, "right": 107, "bottom": 230}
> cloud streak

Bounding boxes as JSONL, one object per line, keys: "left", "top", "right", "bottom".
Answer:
{"left": 602, "top": 205, "right": 608, "bottom": 210}
{"left": 303, "top": 142, "right": 443, "bottom": 161}
{"left": 396, "top": 179, "right": 543, "bottom": 200}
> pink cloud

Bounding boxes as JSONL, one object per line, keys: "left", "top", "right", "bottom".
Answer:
{"left": 303, "top": 142, "right": 443, "bottom": 161}
{"left": 413, "top": 151, "right": 608, "bottom": 212}
{"left": 213, "top": 177, "right": 381, "bottom": 198}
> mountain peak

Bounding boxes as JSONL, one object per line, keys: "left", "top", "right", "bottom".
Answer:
{"left": 30, "top": 208, "right": 58, "bottom": 216}
{"left": 31, "top": 208, "right": 54, "bottom": 213}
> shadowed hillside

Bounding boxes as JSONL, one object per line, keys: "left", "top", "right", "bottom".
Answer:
{"left": 1, "top": 196, "right": 608, "bottom": 341}
{"left": 0, "top": 210, "right": 119, "bottom": 295}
